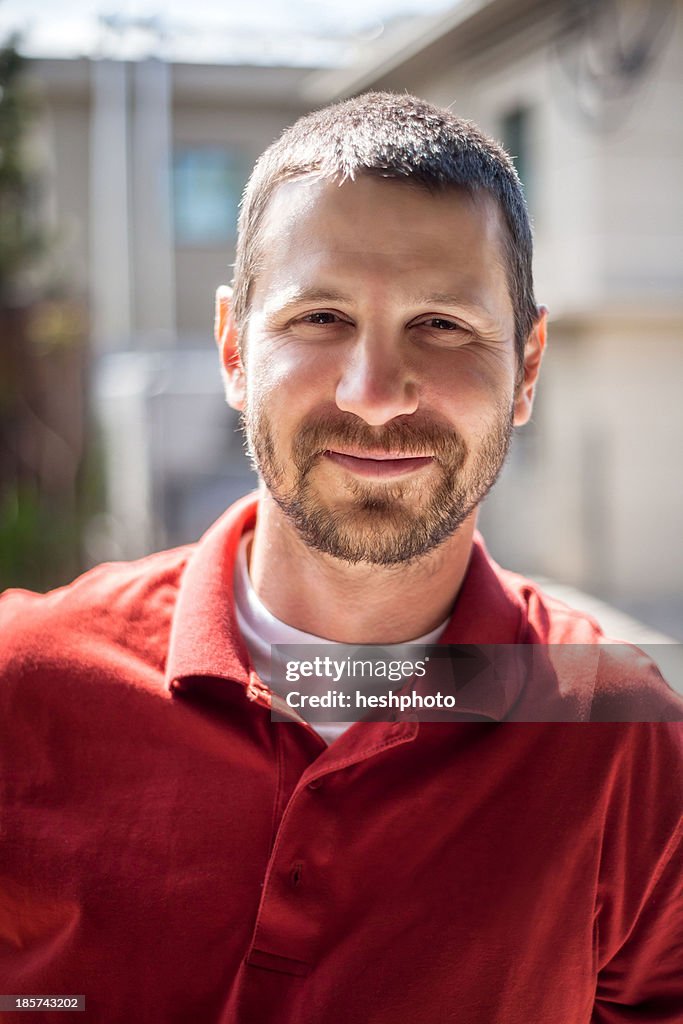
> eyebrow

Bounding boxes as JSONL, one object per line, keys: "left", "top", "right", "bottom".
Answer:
{"left": 414, "top": 293, "right": 496, "bottom": 321}
{"left": 264, "top": 287, "right": 354, "bottom": 313}
{"left": 265, "top": 287, "right": 498, "bottom": 326}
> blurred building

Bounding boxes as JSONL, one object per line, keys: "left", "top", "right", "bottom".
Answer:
{"left": 24, "top": 55, "right": 320, "bottom": 560}
{"left": 20, "top": 0, "right": 683, "bottom": 638}
{"left": 306, "top": 0, "right": 683, "bottom": 636}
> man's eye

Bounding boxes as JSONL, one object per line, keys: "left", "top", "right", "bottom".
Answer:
{"left": 301, "top": 312, "right": 340, "bottom": 325}
{"left": 422, "top": 318, "right": 462, "bottom": 331}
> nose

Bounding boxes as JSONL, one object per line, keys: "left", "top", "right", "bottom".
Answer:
{"left": 335, "top": 333, "right": 419, "bottom": 426}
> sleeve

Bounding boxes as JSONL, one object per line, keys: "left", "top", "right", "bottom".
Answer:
{"left": 592, "top": 724, "right": 683, "bottom": 1022}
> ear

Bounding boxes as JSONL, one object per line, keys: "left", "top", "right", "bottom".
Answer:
{"left": 215, "top": 285, "right": 245, "bottom": 411}
{"left": 513, "top": 305, "right": 547, "bottom": 427}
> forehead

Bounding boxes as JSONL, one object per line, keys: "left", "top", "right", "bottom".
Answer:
{"left": 251, "top": 173, "right": 512, "bottom": 318}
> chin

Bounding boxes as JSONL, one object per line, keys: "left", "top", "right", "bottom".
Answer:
{"left": 286, "top": 496, "right": 469, "bottom": 567}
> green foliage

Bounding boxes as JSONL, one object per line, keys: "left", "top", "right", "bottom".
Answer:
{"left": 0, "top": 36, "right": 43, "bottom": 299}
{"left": 0, "top": 36, "right": 101, "bottom": 593}
{"left": 0, "top": 482, "right": 71, "bottom": 589}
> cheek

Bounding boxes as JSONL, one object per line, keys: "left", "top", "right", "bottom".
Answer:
{"left": 422, "top": 354, "right": 513, "bottom": 420}
{"left": 249, "top": 344, "right": 338, "bottom": 409}
{"left": 245, "top": 356, "right": 287, "bottom": 414}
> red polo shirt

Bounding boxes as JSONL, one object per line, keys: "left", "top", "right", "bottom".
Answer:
{"left": 1, "top": 493, "right": 682, "bottom": 1022}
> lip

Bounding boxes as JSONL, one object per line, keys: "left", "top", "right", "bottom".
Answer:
{"left": 324, "top": 449, "right": 434, "bottom": 479}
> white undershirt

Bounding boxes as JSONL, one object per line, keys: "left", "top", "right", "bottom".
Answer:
{"left": 233, "top": 531, "right": 449, "bottom": 746}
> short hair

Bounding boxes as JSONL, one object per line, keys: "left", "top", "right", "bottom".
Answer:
{"left": 232, "top": 91, "right": 537, "bottom": 367}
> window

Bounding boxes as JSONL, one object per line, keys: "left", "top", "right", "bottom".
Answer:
{"left": 500, "top": 106, "right": 533, "bottom": 208}
{"left": 172, "top": 146, "right": 248, "bottom": 247}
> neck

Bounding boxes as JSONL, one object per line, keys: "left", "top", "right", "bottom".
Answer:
{"left": 248, "top": 489, "right": 476, "bottom": 644}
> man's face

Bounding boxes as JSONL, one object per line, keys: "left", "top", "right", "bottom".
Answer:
{"left": 232, "top": 175, "right": 524, "bottom": 566}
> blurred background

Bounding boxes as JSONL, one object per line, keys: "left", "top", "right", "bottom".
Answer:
{"left": 0, "top": 0, "right": 681, "bottom": 642}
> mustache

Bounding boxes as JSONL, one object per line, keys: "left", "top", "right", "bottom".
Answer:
{"left": 290, "top": 413, "right": 468, "bottom": 472}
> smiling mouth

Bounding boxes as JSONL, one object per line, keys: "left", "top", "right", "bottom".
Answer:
{"left": 324, "top": 449, "right": 434, "bottom": 479}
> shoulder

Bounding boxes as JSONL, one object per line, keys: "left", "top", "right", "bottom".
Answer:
{"left": 0, "top": 545, "right": 193, "bottom": 680}
{"left": 489, "top": 562, "right": 683, "bottom": 721}
{"left": 493, "top": 562, "right": 606, "bottom": 644}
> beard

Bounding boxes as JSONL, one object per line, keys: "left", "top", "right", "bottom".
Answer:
{"left": 242, "top": 399, "right": 513, "bottom": 566}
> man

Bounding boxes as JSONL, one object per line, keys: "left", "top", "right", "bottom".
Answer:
{"left": 0, "top": 93, "right": 681, "bottom": 1023}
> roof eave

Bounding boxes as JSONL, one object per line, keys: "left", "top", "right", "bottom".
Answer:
{"left": 299, "top": 0, "right": 494, "bottom": 103}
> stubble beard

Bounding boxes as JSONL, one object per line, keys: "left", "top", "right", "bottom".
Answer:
{"left": 242, "top": 402, "right": 513, "bottom": 566}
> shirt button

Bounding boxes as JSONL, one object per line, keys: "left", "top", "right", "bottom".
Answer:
{"left": 307, "top": 777, "right": 323, "bottom": 790}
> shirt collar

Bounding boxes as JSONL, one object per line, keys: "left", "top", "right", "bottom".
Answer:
{"left": 166, "top": 492, "right": 257, "bottom": 693}
{"left": 165, "top": 492, "right": 528, "bottom": 720}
